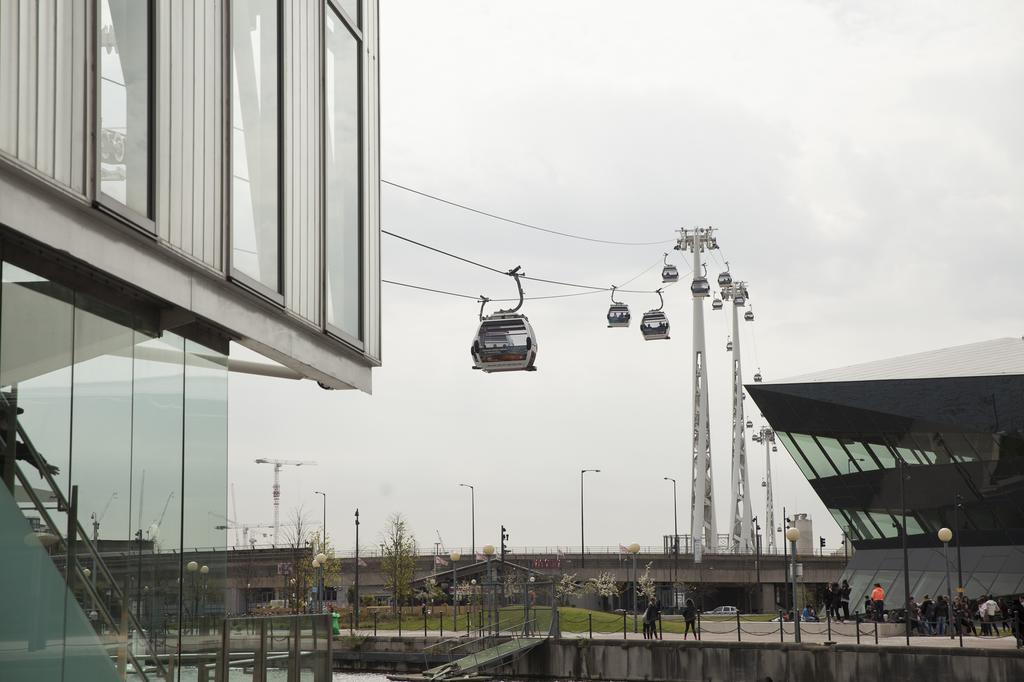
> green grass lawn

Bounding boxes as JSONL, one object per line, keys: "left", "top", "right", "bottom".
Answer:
{"left": 360, "top": 606, "right": 777, "bottom": 635}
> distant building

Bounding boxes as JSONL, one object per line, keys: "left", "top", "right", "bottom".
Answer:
{"left": 748, "top": 338, "right": 1024, "bottom": 611}
{"left": 0, "top": 1, "right": 380, "bottom": 678}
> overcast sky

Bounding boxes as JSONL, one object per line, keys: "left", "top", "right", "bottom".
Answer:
{"left": 227, "top": 0, "right": 1024, "bottom": 557}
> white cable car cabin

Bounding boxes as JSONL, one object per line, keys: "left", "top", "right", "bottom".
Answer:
{"left": 607, "top": 287, "right": 631, "bottom": 328}
{"left": 718, "top": 268, "right": 732, "bottom": 286}
{"left": 471, "top": 313, "right": 537, "bottom": 372}
{"left": 640, "top": 311, "right": 670, "bottom": 340}
{"left": 691, "top": 276, "right": 711, "bottom": 297}
{"left": 745, "top": 309, "right": 755, "bottom": 322}
{"left": 661, "top": 264, "right": 679, "bottom": 283}
{"left": 745, "top": 419, "right": 753, "bottom": 428}
{"left": 640, "top": 289, "right": 670, "bottom": 340}
{"left": 471, "top": 267, "right": 538, "bottom": 373}
{"left": 712, "top": 296, "right": 723, "bottom": 311}
{"left": 753, "top": 370, "right": 763, "bottom": 383}
{"left": 726, "top": 337, "right": 733, "bottom": 351}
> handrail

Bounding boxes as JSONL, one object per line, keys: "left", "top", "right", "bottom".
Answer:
{"left": 4, "top": 393, "right": 169, "bottom": 680}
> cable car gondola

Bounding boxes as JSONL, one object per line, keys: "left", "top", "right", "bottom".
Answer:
{"left": 717, "top": 264, "right": 732, "bottom": 287}
{"left": 640, "top": 289, "right": 670, "bottom": 341}
{"left": 745, "top": 419, "right": 753, "bottom": 429}
{"left": 691, "top": 264, "right": 710, "bottom": 297}
{"left": 661, "top": 253, "right": 679, "bottom": 283}
{"left": 606, "top": 286, "right": 631, "bottom": 328}
{"left": 753, "top": 369, "right": 763, "bottom": 383}
{"left": 471, "top": 267, "right": 538, "bottom": 373}
{"left": 726, "top": 336, "right": 733, "bottom": 351}
{"left": 745, "top": 309, "right": 754, "bottom": 322}
{"left": 712, "top": 296, "right": 723, "bottom": 311}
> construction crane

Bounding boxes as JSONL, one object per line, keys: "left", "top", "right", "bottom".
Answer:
{"left": 435, "top": 530, "right": 446, "bottom": 555}
{"left": 213, "top": 517, "right": 275, "bottom": 548}
{"left": 147, "top": 491, "right": 175, "bottom": 551}
{"left": 254, "top": 458, "right": 317, "bottom": 545}
{"left": 231, "top": 483, "right": 242, "bottom": 547}
{"left": 91, "top": 492, "right": 118, "bottom": 541}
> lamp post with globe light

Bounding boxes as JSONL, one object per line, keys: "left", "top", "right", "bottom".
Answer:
{"left": 785, "top": 526, "right": 801, "bottom": 643}
{"left": 482, "top": 545, "right": 496, "bottom": 633}
{"left": 628, "top": 543, "right": 641, "bottom": 633}
{"left": 186, "top": 560, "right": 199, "bottom": 634}
{"left": 938, "top": 527, "right": 959, "bottom": 644}
{"left": 450, "top": 551, "right": 461, "bottom": 627}
{"left": 199, "top": 564, "right": 209, "bottom": 633}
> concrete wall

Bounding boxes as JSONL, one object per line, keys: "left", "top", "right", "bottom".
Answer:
{"left": 501, "top": 639, "right": 1024, "bottom": 682}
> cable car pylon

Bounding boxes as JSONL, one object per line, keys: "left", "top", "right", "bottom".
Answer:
{"left": 675, "top": 227, "right": 718, "bottom": 562}
{"left": 719, "top": 277, "right": 753, "bottom": 553}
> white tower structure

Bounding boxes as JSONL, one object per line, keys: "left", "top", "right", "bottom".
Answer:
{"left": 676, "top": 227, "right": 718, "bottom": 562}
{"left": 254, "top": 458, "right": 317, "bottom": 544}
{"left": 753, "top": 426, "right": 777, "bottom": 553}
{"left": 721, "top": 279, "right": 753, "bottom": 552}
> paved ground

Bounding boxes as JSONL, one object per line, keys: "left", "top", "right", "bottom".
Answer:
{"left": 342, "top": 627, "right": 1022, "bottom": 650}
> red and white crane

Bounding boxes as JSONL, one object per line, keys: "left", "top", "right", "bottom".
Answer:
{"left": 254, "top": 458, "right": 317, "bottom": 545}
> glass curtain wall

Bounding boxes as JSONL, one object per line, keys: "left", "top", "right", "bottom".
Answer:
{"left": 98, "top": 0, "right": 151, "bottom": 218}
{"left": 231, "top": 0, "right": 281, "bottom": 292}
{"left": 325, "top": 3, "right": 362, "bottom": 340}
{"left": 0, "top": 259, "right": 228, "bottom": 681}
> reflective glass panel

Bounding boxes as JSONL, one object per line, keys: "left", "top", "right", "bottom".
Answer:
{"left": 232, "top": 0, "right": 280, "bottom": 291}
{"left": 325, "top": 7, "right": 361, "bottom": 339}
{"left": 779, "top": 432, "right": 817, "bottom": 480}
{"left": 131, "top": 331, "right": 184, "bottom": 644}
{"left": 868, "top": 512, "right": 898, "bottom": 538}
{"left": 183, "top": 341, "right": 228, "bottom": 639}
{"left": 848, "top": 510, "right": 880, "bottom": 540}
{"left": 99, "top": 0, "right": 150, "bottom": 216}
{"left": 817, "top": 436, "right": 860, "bottom": 475}
{"left": 791, "top": 433, "right": 840, "bottom": 478}
{"left": 842, "top": 440, "right": 880, "bottom": 471}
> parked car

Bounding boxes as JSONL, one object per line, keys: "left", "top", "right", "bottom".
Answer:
{"left": 704, "top": 605, "right": 738, "bottom": 616}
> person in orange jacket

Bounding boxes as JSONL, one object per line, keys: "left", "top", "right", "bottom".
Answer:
{"left": 870, "top": 583, "right": 886, "bottom": 621}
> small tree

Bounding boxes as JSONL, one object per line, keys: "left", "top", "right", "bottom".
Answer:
{"left": 637, "top": 562, "right": 657, "bottom": 602}
{"left": 380, "top": 513, "right": 417, "bottom": 613}
{"left": 556, "top": 572, "right": 581, "bottom": 605}
{"left": 590, "top": 571, "right": 621, "bottom": 599}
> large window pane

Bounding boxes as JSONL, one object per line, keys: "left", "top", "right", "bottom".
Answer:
{"left": 131, "top": 332, "right": 184, "bottom": 644}
{"left": 325, "top": 8, "right": 361, "bottom": 339}
{"left": 99, "top": 0, "right": 150, "bottom": 216}
{"left": 183, "top": 341, "right": 228, "bottom": 637}
{"left": 779, "top": 432, "right": 817, "bottom": 480}
{"left": 232, "top": 0, "right": 280, "bottom": 291}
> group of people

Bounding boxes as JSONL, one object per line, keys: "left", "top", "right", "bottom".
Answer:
{"left": 864, "top": 582, "right": 1024, "bottom": 645}
{"left": 641, "top": 597, "right": 700, "bottom": 640}
{"left": 822, "top": 581, "right": 853, "bottom": 621}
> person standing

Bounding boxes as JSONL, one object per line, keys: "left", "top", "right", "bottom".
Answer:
{"left": 870, "top": 583, "right": 886, "bottom": 622}
{"left": 1011, "top": 594, "right": 1024, "bottom": 649}
{"left": 643, "top": 598, "right": 658, "bottom": 640}
{"left": 682, "top": 598, "right": 697, "bottom": 640}
{"left": 824, "top": 584, "right": 835, "bottom": 620}
{"left": 840, "top": 580, "right": 851, "bottom": 622}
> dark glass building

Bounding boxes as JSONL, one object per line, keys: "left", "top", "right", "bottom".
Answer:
{"left": 747, "top": 338, "right": 1024, "bottom": 610}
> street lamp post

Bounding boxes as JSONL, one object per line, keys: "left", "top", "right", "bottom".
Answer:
{"left": 663, "top": 477, "right": 678, "bottom": 594}
{"left": 314, "top": 552, "right": 327, "bottom": 613}
{"left": 580, "top": 469, "right": 600, "bottom": 568}
{"left": 199, "top": 564, "right": 209, "bottom": 634}
{"left": 354, "top": 509, "right": 360, "bottom": 628}
{"left": 753, "top": 516, "right": 761, "bottom": 613}
{"left": 785, "top": 526, "right": 801, "bottom": 643}
{"left": 953, "top": 493, "right": 964, "bottom": 596}
{"left": 482, "top": 545, "right": 496, "bottom": 633}
{"left": 450, "top": 551, "right": 461, "bottom": 627}
{"left": 628, "top": 543, "right": 640, "bottom": 632}
{"left": 312, "top": 557, "right": 321, "bottom": 614}
{"left": 938, "top": 527, "right": 957, "bottom": 643}
{"left": 459, "top": 483, "right": 475, "bottom": 556}
{"left": 314, "top": 490, "right": 327, "bottom": 544}
{"left": 186, "top": 560, "right": 199, "bottom": 635}
{"left": 898, "top": 458, "right": 911, "bottom": 646}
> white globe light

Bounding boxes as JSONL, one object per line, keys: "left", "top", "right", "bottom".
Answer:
{"left": 529, "top": 576, "right": 535, "bottom": 583}
{"left": 200, "top": 565, "right": 209, "bottom": 575}
{"left": 82, "top": 567, "right": 92, "bottom": 578}
{"left": 312, "top": 559, "right": 320, "bottom": 568}
{"left": 316, "top": 552, "right": 328, "bottom": 564}
{"left": 785, "top": 527, "right": 800, "bottom": 543}
{"left": 937, "top": 527, "right": 953, "bottom": 543}
{"left": 450, "top": 551, "right": 461, "bottom": 562}
{"left": 628, "top": 543, "right": 641, "bottom": 554}
{"left": 470, "top": 579, "right": 477, "bottom": 585}
{"left": 187, "top": 561, "right": 199, "bottom": 573}
{"left": 482, "top": 544, "right": 495, "bottom": 556}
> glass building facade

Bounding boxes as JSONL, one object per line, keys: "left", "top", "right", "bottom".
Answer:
{"left": 748, "top": 343, "right": 1024, "bottom": 610}
{"left": 0, "top": 256, "right": 227, "bottom": 680}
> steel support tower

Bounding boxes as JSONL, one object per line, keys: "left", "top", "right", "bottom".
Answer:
{"left": 753, "top": 426, "right": 777, "bottom": 553}
{"left": 722, "top": 280, "right": 753, "bottom": 552}
{"left": 676, "top": 227, "right": 718, "bottom": 562}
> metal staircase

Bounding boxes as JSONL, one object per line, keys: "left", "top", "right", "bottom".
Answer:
{"left": 2, "top": 393, "right": 169, "bottom": 680}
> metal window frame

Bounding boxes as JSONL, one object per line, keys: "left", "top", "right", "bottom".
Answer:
{"left": 322, "top": 0, "right": 364, "bottom": 351}
{"left": 93, "top": 0, "right": 158, "bottom": 236}
{"left": 226, "top": 0, "right": 286, "bottom": 307}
